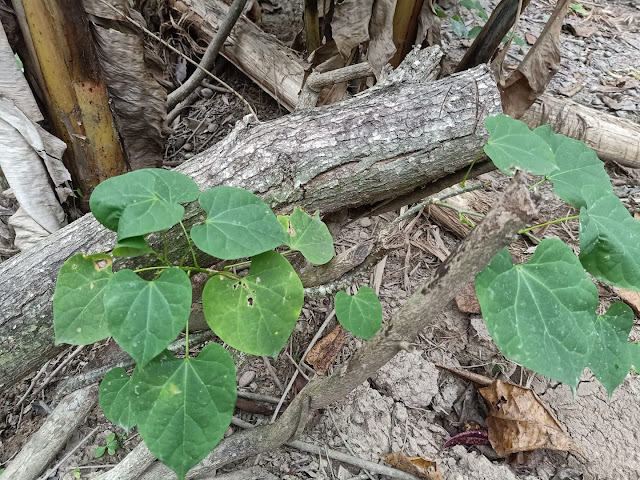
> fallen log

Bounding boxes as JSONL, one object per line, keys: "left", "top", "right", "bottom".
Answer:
{"left": 0, "top": 62, "right": 502, "bottom": 388}
{"left": 174, "top": 0, "right": 640, "bottom": 168}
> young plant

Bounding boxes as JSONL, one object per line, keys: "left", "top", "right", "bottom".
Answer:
{"left": 93, "top": 432, "right": 119, "bottom": 458}
{"left": 475, "top": 114, "right": 640, "bottom": 395}
{"left": 53, "top": 171, "right": 342, "bottom": 479}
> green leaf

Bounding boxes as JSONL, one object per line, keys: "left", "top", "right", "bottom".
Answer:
{"left": 579, "top": 189, "right": 640, "bottom": 290}
{"left": 99, "top": 367, "right": 136, "bottom": 431}
{"left": 334, "top": 286, "right": 382, "bottom": 339}
{"left": 90, "top": 169, "right": 199, "bottom": 240}
{"left": 131, "top": 344, "right": 236, "bottom": 480}
{"left": 283, "top": 207, "right": 334, "bottom": 265}
{"left": 587, "top": 302, "right": 634, "bottom": 396}
{"left": 450, "top": 15, "right": 468, "bottom": 38}
{"left": 513, "top": 35, "right": 525, "bottom": 46}
{"left": 476, "top": 239, "right": 598, "bottom": 388}
{"left": 484, "top": 115, "right": 557, "bottom": 176}
{"left": 570, "top": 3, "right": 587, "bottom": 14}
{"left": 631, "top": 343, "right": 640, "bottom": 371}
{"left": 468, "top": 25, "right": 483, "bottom": 38}
{"left": 54, "top": 253, "right": 113, "bottom": 345}
{"left": 434, "top": 4, "right": 447, "bottom": 18}
{"left": 104, "top": 267, "right": 191, "bottom": 367}
{"left": 460, "top": 0, "right": 488, "bottom": 20}
{"left": 106, "top": 433, "right": 116, "bottom": 443}
{"left": 534, "top": 126, "right": 612, "bottom": 208}
{"left": 191, "top": 186, "right": 286, "bottom": 260}
{"left": 112, "top": 236, "right": 155, "bottom": 258}
{"left": 202, "top": 251, "right": 304, "bottom": 356}
{"left": 93, "top": 446, "right": 107, "bottom": 458}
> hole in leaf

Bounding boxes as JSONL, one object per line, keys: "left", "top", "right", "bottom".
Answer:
{"left": 232, "top": 283, "right": 239, "bottom": 290}
{"left": 247, "top": 297, "right": 254, "bottom": 307}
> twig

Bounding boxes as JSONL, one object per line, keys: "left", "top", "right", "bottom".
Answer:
{"left": 96, "top": 0, "right": 258, "bottom": 121}
{"left": 38, "top": 426, "right": 100, "bottom": 480}
{"left": 271, "top": 309, "right": 336, "bottom": 421}
{"left": 15, "top": 360, "right": 50, "bottom": 408}
{"left": 297, "top": 62, "right": 374, "bottom": 110}
{"left": 237, "top": 390, "right": 281, "bottom": 404}
{"left": 32, "top": 346, "right": 84, "bottom": 397}
{"left": 262, "top": 356, "right": 284, "bottom": 392}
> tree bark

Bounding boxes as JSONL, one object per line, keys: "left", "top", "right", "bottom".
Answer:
{"left": 0, "top": 63, "right": 502, "bottom": 388}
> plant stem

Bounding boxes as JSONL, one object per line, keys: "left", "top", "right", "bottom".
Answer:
{"left": 434, "top": 200, "right": 485, "bottom": 218}
{"left": 518, "top": 215, "right": 580, "bottom": 234}
{"left": 529, "top": 176, "right": 549, "bottom": 190}
{"left": 224, "top": 259, "right": 252, "bottom": 271}
{"left": 180, "top": 220, "right": 200, "bottom": 268}
{"left": 461, "top": 148, "right": 484, "bottom": 187}
{"left": 162, "top": 231, "right": 168, "bottom": 263}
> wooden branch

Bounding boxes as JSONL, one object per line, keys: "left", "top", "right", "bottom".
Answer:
{"left": 521, "top": 94, "right": 640, "bottom": 168}
{"left": 0, "top": 62, "right": 501, "bottom": 389}
{"left": 100, "top": 173, "right": 536, "bottom": 480}
{"left": 1, "top": 385, "right": 98, "bottom": 480}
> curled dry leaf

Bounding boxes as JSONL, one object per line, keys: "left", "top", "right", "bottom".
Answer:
{"left": 478, "top": 380, "right": 585, "bottom": 457}
{"left": 305, "top": 324, "right": 345, "bottom": 374}
{"left": 367, "top": 0, "right": 397, "bottom": 78}
{"left": 382, "top": 452, "right": 444, "bottom": 480}
{"left": 332, "top": 0, "right": 374, "bottom": 59}
{"left": 496, "top": 0, "right": 571, "bottom": 118}
{"left": 455, "top": 281, "right": 482, "bottom": 314}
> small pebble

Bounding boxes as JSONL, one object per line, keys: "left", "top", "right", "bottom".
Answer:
{"left": 360, "top": 217, "right": 372, "bottom": 227}
{"left": 183, "top": 142, "right": 193, "bottom": 152}
{"left": 183, "top": 152, "right": 194, "bottom": 160}
{"left": 207, "top": 122, "right": 219, "bottom": 133}
{"left": 248, "top": 381, "right": 258, "bottom": 391}
{"left": 200, "top": 87, "right": 214, "bottom": 98}
{"left": 238, "top": 370, "right": 256, "bottom": 387}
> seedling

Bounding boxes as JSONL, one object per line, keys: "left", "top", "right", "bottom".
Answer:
{"left": 93, "top": 432, "right": 119, "bottom": 458}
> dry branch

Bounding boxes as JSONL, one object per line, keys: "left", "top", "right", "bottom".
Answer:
{"left": 1, "top": 386, "right": 98, "bottom": 480}
{"left": 0, "top": 62, "right": 501, "bottom": 389}
{"left": 99, "top": 173, "right": 536, "bottom": 480}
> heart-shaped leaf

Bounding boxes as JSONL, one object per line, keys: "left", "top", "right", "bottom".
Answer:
{"left": 334, "top": 286, "right": 383, "bottom": 339}
{"left": 104, "top": 267, "right": 191, "bottom": 367}
{"left": 202, "top": 250, "right": 304, "bottom": 356}
{"left": 476, "top": 239, "right": 598, "bottom": 388}
{"left": 53, "top": 253, "right": 113, "bottom": 345}
{"left": 587, "top": 302, "right": 635, "bottom": 396}
{"left": 99, "top": 367, "right": 136, "bottom": 431}
{"left": 282, "top": 207, "right": 334, "bottom": 265}
{"left": 90, "top": 169, "right": 199, "bottom": 240}
{"left": 131, "top": 345, "right": 236, "bottom": 479}
{"left": 534, "top": 126, "right": 612, "bottom": 208}
{"left": 579, "top": 188, "right": 640, "bottom": 291}
{"left": 112, "top": 236, "right": 155, "bottom": 258}
{"left": 484, "top": 115, "right": 557, "bottom": 176}
{"left": 191, "top": 186, "right": 286, "bottom": 260}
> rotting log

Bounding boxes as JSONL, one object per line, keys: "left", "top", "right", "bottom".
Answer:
{"left": 174, "top": 0, "right": 640, "bottom": 168}
{"left": 522, "top": 94, "right": 640, "bottom": 169}
{"left": 0, "top": 63, "right": 502, "bottom": 388}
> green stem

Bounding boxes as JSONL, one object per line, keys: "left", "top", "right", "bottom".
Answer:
{"left": 461, "top": 148, "right": 484, "bottom": 187}
{"left": 185, "top": 270, "right": 191, "bottom": 358}
{"left": 433, "top": 201, "right": 485, "bottom": 218}
{"left": 224, "top": 259, "right": 252, "bottom": 271}
{"left": 132, "top": 265, "right": 240, "bottom": 280}
{"left": 180, "top": 220, "right": 199, "bottom": 268}
{"left": 529, "top": 176, "right": 549, "bottom": 190}
{"left": 518, "top": 215, "right": 580, "bottom": 234}
{"left": 162, "top": 231, "right": 169, "bottom": 263}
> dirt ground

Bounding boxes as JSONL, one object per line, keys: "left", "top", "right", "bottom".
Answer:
{"left": 1, "top": 0, "right": 639, "bottom": 479}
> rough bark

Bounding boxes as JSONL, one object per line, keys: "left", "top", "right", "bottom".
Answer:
{"left": 0, "top": 63, "right": 502, "bottom": 388}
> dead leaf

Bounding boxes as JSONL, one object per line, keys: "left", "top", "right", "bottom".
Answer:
{"left": 305, "top": 324, "right": 345, "bottom": 374}
{"left": 479, "top": 380, "right": 585, "bottom": 457}
{"left": 367, "top": 0, "right": 397, "bottom": 78}
{"left": 84, "top": 0, "right": 167, "bottom": 169}
{"left": 455, "top": 281, "right": 482, "bottom": 314}
{"left": 525, "top": 32, "right": 537, "bottom": 45}
{"left": 558, "top": 73, "right": 585, "bottom": 97}
{"left": 496, "top": 0, "right": 572, "bottom": 118}
{"left": 331, "top": 0, "right": 374, "bottom": 59}
{"left": 599, "top": 94, "right": 624, "bottom": 110}
{"left": 564, "top": 23, "right": 598, "bottom": 38}
{"left": 415, "top": 1, "right": 442, "bottom": 48}
{"left": 614, "top": 287, "right": 640, "bottom": 316}
{"left": 382, "top": 452, "right": 443, "bottom": 480}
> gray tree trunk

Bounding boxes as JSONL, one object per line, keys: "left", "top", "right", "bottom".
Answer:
{"left": 0, "top": 64, "right": 501, "bottom": 388}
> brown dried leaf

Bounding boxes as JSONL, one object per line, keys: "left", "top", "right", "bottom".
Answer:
{"left": 558, "top": 73, "right": 585, "bottom": 97}
{"left": 497, "top": 0, "right": 571, "bottom": 118}
{"left": 332, "top": 0, "right": 374, "bottom": 59}
{"left": 565, "top": 23, "right": 598, "bottom": 38}
{"left": 381, "top": 452, "right": 443, "bottom": 480}
{"left": 367, "top": 0, "right": 397, "bottom": 78}
{"left": 305, "top": 324, "right": 345, "bottom": 374}
{"left": 415, "top": 1, "right": 442, "bottom": 48}
{"left": 479, "top": 380, "right": 585, "bottom": 457}
{"left": 84, "top": 0, "right": 167, "bottom": 169}
{"left": 455, "top": 281, "right": 482, "bottom": 314}
{"left": 525, "top": 32, "right": 537, "bottom": 45}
